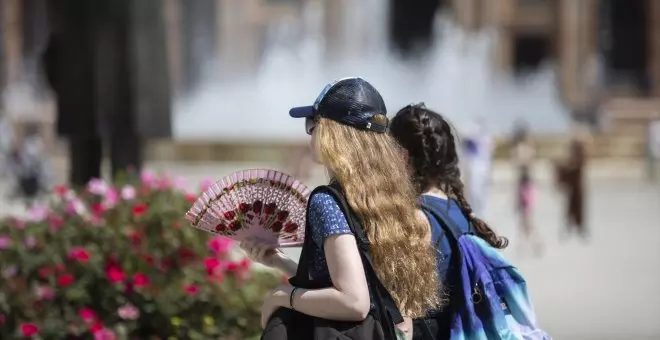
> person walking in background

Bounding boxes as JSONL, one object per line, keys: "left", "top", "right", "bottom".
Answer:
{"left": 647, "top": 116, "right": 660, "bottom": 181}
{"left": 5, "top": 123, "right": 52, "bottom": 205}
{"left": 511, "top": 121, "right": 543, "bottom": 256}
{"left": 461, "top": 119, "right": 493, "bottom": 218}
{"left": 557, "top": 124, "right": 590, "bottom": 241}
{"left": 0, "top": 114, "right": 11, "bottom": 179}
{"left": 42, "top": 0, "right": 171, "bottom": 187}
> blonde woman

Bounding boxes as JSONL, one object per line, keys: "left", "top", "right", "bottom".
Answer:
{"left": 241, "top": 77, "right": 440, "bottom": 339}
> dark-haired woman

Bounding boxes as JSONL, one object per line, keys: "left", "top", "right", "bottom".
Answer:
{"left": 390, "top": 103, "right": 508, "bottom": 340}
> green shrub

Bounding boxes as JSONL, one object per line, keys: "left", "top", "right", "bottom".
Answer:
{"left": 0, "top": 171, "right": 280, "bottom": 339}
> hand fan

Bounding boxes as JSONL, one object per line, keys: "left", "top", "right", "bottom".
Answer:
{"left": 185, "top": 169, "right": 311, "bottom": 247}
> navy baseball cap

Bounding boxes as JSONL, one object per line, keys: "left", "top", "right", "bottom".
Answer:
{"left": 289, "top": 77, "right": 388, "bottom": 133}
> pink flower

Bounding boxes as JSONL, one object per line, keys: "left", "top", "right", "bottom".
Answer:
{"left": 117, "top": 303, "right": 140, "bottom": 320}
{"left": 184, "top": 191, "right": 197, "bottom": 204}
{"left": 48, "top": 215, "right": 65, "bottom": 232}
{"left": 0, "top": 236, "right": 11, "bottom": 249}
{"left": 90, "top": 214, "right": 104, "bottom": 226}
{"left": 131, "top": 203, "right": 148, "bottom": 218}
{"left": 27, "top": 204, "right": 49, "bottom": 222}
{"left": 14, "top": 219, "right": 26, "bottom": 229}
{"left": 94, "top": 328, "right": 117, "bottom": 340}
{"left": 35, "top": 285, "right": 55, "bottom": 300}
{"left": 24, "top": 236, "right": 37, "bottom": 248}
{"left": 132, "top": 273, "right": 150, "bottom": 288}
{"left": 20, "top": 323, "right": 39, "bottom": 337}
{"left": 173, "top": 176, "right": 187, "bottom": 190}
{"left": 53, "top": 184, "right": 69, "bottom": 197}
{"left": 2, "top": 265, "right": 17, "bottom": 278}
{"left": 121, "top": 185, "right": 136, "bottom": 200}
{"left": 90, "top": 321, "right": 103, "bottom": 333}
{"left": 227, "top": 258, "right": 252, "bottom": 280}
{"left": 106, "top": 266, "right": 126, "bottom": 283}
{"left": 207, "top": 236, "right": 234, "bottom": 257}
{"left": 68, "top": 247, "right": 90, "bottom": 263}
{"left": 200, "top": 178, "right": 213, "bottom": 192}
{"left": 184, "top": 284, "right": 199, "bottom": 295}
{"left": 103, "top": 188, "right": 119, "bottom": 208}
{"left": 204, "top": 257, "right": 223, "bottom": 275}
{"left": 157, "top": 176, "right": 172, "bottom": 189}
{"left": 57, "top": 274, "right": 75, "bottom": 287}
{"left": 65, "top": 198, "right": 87, "bottom": 216}
{"left": 91, "top": 203, "right": 105, "bottom": 216}
{"left": 78, "top": 308, "right": 97, "bottom": 323}
{"left": 87, "top": 178, "right": 109, "bottom": 195}
{"left": 140, "top": 169, "right": 157, "bottom": 188}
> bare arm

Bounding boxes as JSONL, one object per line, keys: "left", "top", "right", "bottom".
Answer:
{"left": 397, "top": 316, "right": 414, "bottom": 340}
{"left": 275, "top": 234, "right": 370, "bottom": 321}
{"left": 272, "top": 253, "right": 298, "bottom": 277}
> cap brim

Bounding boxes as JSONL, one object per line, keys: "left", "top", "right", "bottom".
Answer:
{"left": 289, "top": 106, "right": 315, "bottom": 118}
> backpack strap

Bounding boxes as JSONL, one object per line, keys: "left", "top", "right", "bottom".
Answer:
{"left": 419, "top": 196, "right": 468, "bottom": 322}
{"left": 327, "top": 182, "right": 371, "bottom": 251}
{"left": 419, "top": 196, "right": 464, "bottom": 242}
{"left": 321, "top": 183, "right": 405, "bottom": 326}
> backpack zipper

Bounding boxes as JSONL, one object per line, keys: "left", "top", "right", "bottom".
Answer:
{"left": 471, "top": 284, "right": 483, "bottom": 304}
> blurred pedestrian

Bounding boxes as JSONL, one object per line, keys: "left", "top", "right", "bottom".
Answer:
{"left": 5, "top": 123, "right": 52, "bottom": 206}
{"left": 511, "top": 122, "right": 543, "bottom": 256}
{"left": 42, "top": 0, "right": 171, "bottom": 187}
{"left": 0, "top": 114, "right": 12, "bottom": 178}
{"left": 647, "top": 117, "right": 660, "bottom": 181}
{"left": 461, "top": 119, "right": 493, "bottom": 218}
{"left": 557, "top": 124, "right": 590, "bottom": 241}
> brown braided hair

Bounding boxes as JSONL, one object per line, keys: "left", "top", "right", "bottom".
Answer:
{"left": 390, "top": 103, "right": 508, "bottom": 249}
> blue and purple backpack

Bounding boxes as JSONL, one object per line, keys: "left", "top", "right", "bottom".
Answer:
{"left": 420, "top": 201, "right": 551, "bottom": 340}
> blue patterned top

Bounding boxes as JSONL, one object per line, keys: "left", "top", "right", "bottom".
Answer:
{"left": 307, "top": 192, "right": 354, "bottom": 282}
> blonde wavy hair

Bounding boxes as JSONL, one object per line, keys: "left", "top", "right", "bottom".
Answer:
{"left": 316, "top": 117, "right": 442, "bottom": 318}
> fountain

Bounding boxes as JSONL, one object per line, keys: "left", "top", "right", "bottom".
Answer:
{"left": 173, "top": 1, "right": 571, "bottom": 142}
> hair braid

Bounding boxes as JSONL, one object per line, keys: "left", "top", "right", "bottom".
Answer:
{"left": 390, "top": 104, "right": 508, "bottom": 249}
{"left": 446, "top": 166, "right": 509, "bottom": 249}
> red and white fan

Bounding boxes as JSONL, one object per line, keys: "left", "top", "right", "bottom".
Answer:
{"left": 186, "top": 169, "right": 310, "bottom": 247}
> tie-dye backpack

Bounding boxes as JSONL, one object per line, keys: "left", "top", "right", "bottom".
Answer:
{"left": 420, "top": 201, "right": 551, "bottom": 340}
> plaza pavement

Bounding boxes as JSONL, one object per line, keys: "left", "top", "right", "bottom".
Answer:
{"left": 1, "top": 158, "right": 659, "bottom": 339}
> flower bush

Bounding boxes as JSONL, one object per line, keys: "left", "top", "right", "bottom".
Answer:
{"left": 0, "top": 171, "right": 281, "bottom": 339}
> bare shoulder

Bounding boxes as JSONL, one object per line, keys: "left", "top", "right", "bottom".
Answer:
{"left": 415, "top": 208, "right": 432, "bottom": 243}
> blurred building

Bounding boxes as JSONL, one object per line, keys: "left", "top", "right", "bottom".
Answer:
{"left": 2, "top": 0, "right": 659, "bottom": 160}
{"left": 450, "top": 0, "right": 660, "bottom": 158}
{"left": 451, "top": 0, "right": 660, "bottom": 123}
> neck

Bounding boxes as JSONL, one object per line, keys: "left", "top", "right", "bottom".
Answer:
{"left": 423, "top": 186, "right": 448, "bottom": 200}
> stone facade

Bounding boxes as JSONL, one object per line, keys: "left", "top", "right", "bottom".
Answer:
{"left": 452, "top": 0, "right": 660, "bottom": 111}
{"left": 651, "top": 0, "right": 660, "bottom": 97}
{"left": 1, "top": 0, "right": 21, "bottom": 89}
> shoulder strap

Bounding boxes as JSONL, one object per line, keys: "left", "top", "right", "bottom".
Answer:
{"left": 419, "top": 196, "right": 464, "bottom": 242}
{"left": 419, "top": 196, "right": 468, "bottom": 320}
{"left": 321, "top": 184, "right": 404, "bottom": 326}
{"left": 421, "top": 208, "right": 446, "bottom": 251}
{"left": 326, "top": 182, "right": 371, "bottom": 250}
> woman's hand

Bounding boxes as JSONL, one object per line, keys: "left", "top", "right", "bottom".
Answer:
{"left": 239, "top": 239, "right": 288, "bottom": 268}
{"left": 261, "top": 284, "right": 294, "bottom": 329}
